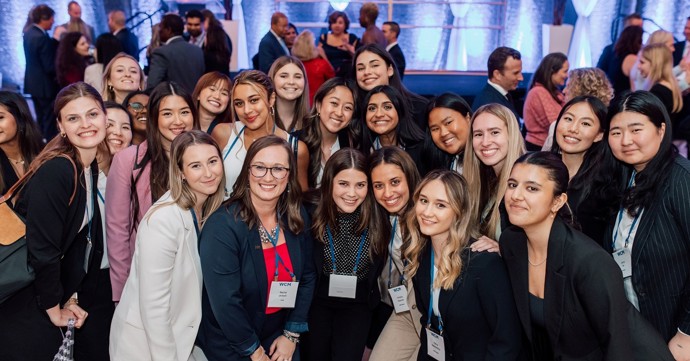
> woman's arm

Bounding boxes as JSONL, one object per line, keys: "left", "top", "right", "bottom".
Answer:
{"left": 105, "top": 147, "right": 136, "bottom": 302}
{"left": 137, "top": 205, "right": 184, "bottom": 361}
{"left": 296, "top": 140, "right": 310, "bottom": 191}
{"left": 622, "top": 54, "right": 637, "bottom": 77}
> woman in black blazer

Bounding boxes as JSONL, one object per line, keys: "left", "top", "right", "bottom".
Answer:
{"left": 406, "top": 170, "right": 522, "bottom": 361}
{"left": 500, "top": 151, "right": 673, "bottom": 361}
{"left": 605, "top": 91, "right": 690, "bottom": 359}
{"left": 0, "top": 82, "right": 112, "bottom": 361}
{"left": 198, "top": 136, "right": 316, "bottom": 361}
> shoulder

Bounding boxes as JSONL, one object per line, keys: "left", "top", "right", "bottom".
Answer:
{"left": 114, "top": 142, "right": 144, "bottom": 164}
{"left": 348, "top": 33, "right": 358, "bottom": 42}
{"left": 205, "top": 202, "right": 245, "bottom": 231}
{"left": 29, "top": 157, "right": 77, "bottom": 192}
{"left": 465, "top": 249, "right": 504, "bottom": 272}
{"left": 666, "top": 157, "right": 690, "bottom": 195}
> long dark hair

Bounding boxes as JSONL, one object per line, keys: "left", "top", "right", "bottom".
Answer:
{"left": 608, "top": 91, "right": 676, "bottom": 216}
{"left": 0, "top": 91, "right": 44, "bottom": 191}
{"left": 56, "top": 32, "right": 88, "bottom": 86}
{"left": 300, "top": 77, "right": 360, "bottom": 188}
{"left": 227, "top": 135, "right": 304, "bottom": 233}
{"left": 529, "top": 52, "right": 567, "bottom": 102}
{"left": 204, "top": 18, "right": 231, "bottom": 72}
{"left": 614, "top": 26, "right": 643, "bottom": 58}
{"left": 423, "top": 93, "right": 472, "bottom": 171}
{"left": 360, "top": 85, "right": 425, "bottom": 153}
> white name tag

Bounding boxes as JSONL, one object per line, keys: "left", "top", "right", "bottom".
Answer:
{"left": 426, "top": 328, "right": 446, "bottom": 361}
{"left": 388, "top": 285, "right": 410, "bottom": 313}
{"left": 328, "top": 274, "right": 357, "bottom": 299}
{"left": 267, "top": 281, "right": 299, "bottom": 308}
{"left": 613, "top": 248, "right": 632, "bottom": 278}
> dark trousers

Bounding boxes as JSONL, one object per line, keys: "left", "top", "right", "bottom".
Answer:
{"left": 305, "top": 296, "right": 372, "bottom": 361}
{"left": 367, "top": 301, "right": 394, "bottom": 348}
{"left": 32, "top": 96, "right": 57, "bottom": 141}
{"left": 74, "top": 268, "right": 114, "bottom": 361}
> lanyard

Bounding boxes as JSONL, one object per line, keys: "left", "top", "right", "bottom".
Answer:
{"left": 265, "top": 223, "right": 297, "bottom": 281}
{"left": 223, "top": 126, "right": 246, "bottom": 161}
{"left": 190, "top": 209, "right": 200, "bottom": 238}
{"left": 326, "top": 225, "right": 368, "bottom": 275}
{"left": 387, "top": 217, "right": 404, "bottom": 288}
{"left": 96, "top": 189, "right": 105, "bottom": 204}
{"left": 427, "top": 251, "right": 443, "bottom": 334}
{"left": 374, "top": 137, "right": 382, "bottom": 150}
{"left": 612, "top": 170, "right": 640, "bottom": 250}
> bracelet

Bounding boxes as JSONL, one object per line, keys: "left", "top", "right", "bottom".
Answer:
{"left": 282, "top": 330, "right": 300, "bottom": 344}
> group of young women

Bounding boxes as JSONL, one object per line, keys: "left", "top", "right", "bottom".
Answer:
{"left": 1, "top": 40, "right": 690, "bottom": 361}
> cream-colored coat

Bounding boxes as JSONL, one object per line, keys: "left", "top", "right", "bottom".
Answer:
{"left": 109, "top": 192, "right": 205, "bottom": 361}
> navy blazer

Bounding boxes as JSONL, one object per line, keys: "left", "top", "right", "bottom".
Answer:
{"left": 413, "top": 245, "right": 523, "bottom": 361}
{"left": 471, "top": 83, "right": 520, "bottom": 123}
{"left": 388, "top": 44, "right": 406, "bottom": 79}
{"left": 115, "top": 28, "right": 140, "bottom": 60}
{"left": 257, "top": 31, "right": 288, "bottom": 74}
{"left": 146, "top": 37, "right": 205, "bottom": 94}
{"left": 673, "top": 40, "right": 685, "bottom": 66}
{"left": 198, "top": 202, "right": 316, "bottom": 360}
{"left": 23, "top": 26, "right": 59, "bottom": 99}
{"left": 603, "top": 156, "right": 690, "bottom": 341}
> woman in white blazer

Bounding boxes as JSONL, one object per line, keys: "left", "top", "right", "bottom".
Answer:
{"left": 110, "top": 130, "right": 226, "bottom": 361}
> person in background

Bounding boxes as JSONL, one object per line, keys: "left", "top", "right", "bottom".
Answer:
{"left": 602, "top": 25, "right": 643, "bottom": 96}
{"left": 108, "top": 10, "right": 139, "bottom": 60}
{"left": 292, "top": 30, "right": 336, "bottom": 105}
{"left": 55, "top": 31, "right": 91, "bottom": 88}
{"left": 203, "top": 14, "right": 232, "bottom": 76}
{"left": 630, "top": 30, "right": 676, "bottom": 91}
{"left": 184, "top": 9, "right": 205, "bottom": 47}
{"left": 360, "top": 2, "right": 386, "bottom": 48}
{"left": 145, "top": 23, "right": 161, "bottom": 75}
{"left": 256, "top": 12, "right": 290, "bottom": 74}
{"left": 523, "top": 52, "right": 568, "bottom": 151}
{"left": 23, "top": 4, "right": 59, "bottom": 139}
{"left": 84, "top": 33, "right": 124, "bottom": 93}
{"left": 597, "top": 13, "right": 643, "bottom": 72}
{"left": 54, "top": 1, "right": 94, "bottom": 43}
{"left": 423, "top": 93, "right": 472, "bottom": 173}
{"left": 198, "top": 135, "right": 315, "bottom": 361}
{"left": 471, "top": 46, "right": 523, "bottom": 125}
{"left": 268, "top": 56, "right": 310, "bottom": 132}
{"left": 406, "top": 170, "right": 522, "bottom": 360}
{"left": 123, "top": 90, "right": 149, "bottom": 145}
{"left": 285, "top": 23, "right": 298, "bottom": 52}
{"left": 382, "top": 21, "right": 406, "bottom": 80}
{"left": 0, "top": 91, "right": 43, "bottom": 195}
{"left": 192, "top": 71, "right": 231, "bottom": 134}
{"left": 110, "top": 130, "right": 223, "bottom": 361}
{"left": 673, "top": 16, "right": 690, "bottom": 66}
{"left": 102, "top": 53, "right": 145, "bottom": 104}
{"left": 319, "top": 11, "right": 359, "bottom": 78}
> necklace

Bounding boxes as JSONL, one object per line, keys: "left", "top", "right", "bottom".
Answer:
{"left": 258, "top": 222, "right": 279, "bottom": 244}
{"left": 7, "top": 157, "right": 24, "bottom": 165}
{"left": 528, "top": 257, "right": 547, "bottom": 267}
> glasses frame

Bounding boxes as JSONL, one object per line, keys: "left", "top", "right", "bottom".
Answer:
{"left": 249, "top": 164, "right": 290, "bottom": 179}
{"left": 128, "top": 102, "right": 146, "bottom": 113}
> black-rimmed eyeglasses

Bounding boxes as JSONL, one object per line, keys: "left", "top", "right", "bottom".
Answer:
{"left": 249, "top": 164, "right": 290, "bottom": 179}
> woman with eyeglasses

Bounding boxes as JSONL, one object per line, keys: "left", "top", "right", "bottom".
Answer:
{"left": 198, "top": 135, "right": 316, "bottom": 361}
{"left": 123, "top": 90, "right": 149, "bottom": 145}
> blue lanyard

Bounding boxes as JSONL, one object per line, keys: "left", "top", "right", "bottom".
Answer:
{"left": 427, "top": 251, "right": 443, "bottom": 333}
{"left": 190, "top": 209, "right": 200, "bottom": 238}
{"left": 612, "top": 170, "right": 640, "bottom": 250}
{"left": 326, "top": 225, "right": 368, "bottom": 275}
{"left": 96, "top": 189, "right": 105, "bottom": 204}
{"left": 387, "top": 217, "right": 404, "bottom": 288}
{"left": 265, "top": 223, "right": 297, "bottom": 281}
{"left": 374, "top": 137, "right": 382, "bottom": 150}
{"left": 223, "top": 126, "right": 246, "bottom": 161}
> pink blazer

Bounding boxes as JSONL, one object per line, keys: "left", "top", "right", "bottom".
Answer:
{"left": 106, "top": 141, "right": 153, "bottom": 301}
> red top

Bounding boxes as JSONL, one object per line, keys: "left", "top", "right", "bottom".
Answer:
{"left": 263, "top": 243, "right": 295, "bottom": 314}
{"left": 304, "top": 58, "right": 336, "bottom": 106}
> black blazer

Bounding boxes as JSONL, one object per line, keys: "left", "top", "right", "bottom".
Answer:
{"left": 146, "top": 37, "right": 205, "bottom": 94}
{"left": 14, "top": 157, "right": 102, "bottom": 309}
{"left": 257, "top": 31, "right": 288, "bottom": 74}
{"left": 673, "top": 40, "right": 685, "bottom": 66}
{"left": 603, "top": 156, "right": 690, "bottom": 341}
{"left": 22, "top": 25, "right": 59, "bottom": 99}
{"left": 413, "top": 246, "right": 523, "bottom": 361}
{"left": 501, "top": 218, "right": 673, "bottom": 361}
{"left": 471, "top": 83, "right": 520, "bottom": 123}
{"left": 198, "top": 203, "right": 316, "bottom": 360}
{"left": 388, "top": 44, "right": 406, "bottom": 79}
{"left": 115, "top": 28, "right": 139, "bottom": 60}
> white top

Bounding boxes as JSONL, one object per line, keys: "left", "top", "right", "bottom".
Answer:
{"left": 385, "top": 41, "right": 399, "bottom": 52}
{"left": 432, "top": 266, "right": 440, "bottom": 317}
{"left": 97, "top": 170, "right": 109, "bottom": 269}
{"left": 613, "top": 207, "right": 644, "bottom": 310}
{"left": 487, "top": 79, "right": 509, "bottom": 97}
{"left": 222, "top": 121, "right": 248, "bottom": 195}
{"left": 80, "top": 167, "right": 94, "bottom": 231}
{"left": 451, "top": 154, "right": 463, "bottom": 174}
{"left": 84, "top": 63, "right": 104, "bottom": 95}
{"left": 316, "top": 138, "right": 340, "bottom": 187}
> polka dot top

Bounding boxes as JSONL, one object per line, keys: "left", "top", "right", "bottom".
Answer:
{"left": 321, "top": 208, "right": 371, "bottom": 281}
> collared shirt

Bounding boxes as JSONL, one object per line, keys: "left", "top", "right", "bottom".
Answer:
{"left": 385, "top": 41, "right": 398, "bottom": 52}
{"left": 487, "top": 79, "right": 509, "bottom": 98}
{"left": 165, "top": 35, "right": 183, "bottom": 45}
{"left": 271, "top": 29, "right": 289, "bottom": 55}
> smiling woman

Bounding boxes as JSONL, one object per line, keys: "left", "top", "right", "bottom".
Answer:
{"left": 269, "top": 56, "right": 309, "bottom": 132}
{"left": 192, "top": 71, "right": 231, "bottom": 134}
{"left": 102, "top": 53, "right": 145, "bottom": 104}
{"left": 424, "top": 93, "right": 472, "bottom": 173}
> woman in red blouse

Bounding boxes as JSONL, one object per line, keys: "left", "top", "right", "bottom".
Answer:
{"left": 292, "top": 30, "right": 336, "bottom": 106}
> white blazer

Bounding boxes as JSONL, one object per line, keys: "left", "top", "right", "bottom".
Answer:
{"left": 110, "top": 192, "right": 205, "bottom": 361}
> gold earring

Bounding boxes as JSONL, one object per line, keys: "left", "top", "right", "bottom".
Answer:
{"left": 61, "top": 133, "right": 66, "bottom": 138}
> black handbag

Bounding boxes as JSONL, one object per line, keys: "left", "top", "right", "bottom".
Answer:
{"left": 0, "top": 156, "right": 78, "bottom": 304}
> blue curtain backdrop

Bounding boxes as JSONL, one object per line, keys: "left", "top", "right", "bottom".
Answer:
{"left": 0, "top": 0, "right": 688, "bottom": 88}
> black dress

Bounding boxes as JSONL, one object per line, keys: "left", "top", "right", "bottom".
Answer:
{"left": 0, "top": 149, "right": 20, "bottom": 195}
{"left": 604, "top": 53, "right": 631, "bottom": 97}
{"left": 649, "top": 83, "right": 681, "bottom": 138}
{"left": 320, "top": 33, "right": 359, "bottom": 78}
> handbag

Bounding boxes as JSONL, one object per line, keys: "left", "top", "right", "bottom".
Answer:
{"left": 0, "top": 156, "right": 78, "bottom": 304}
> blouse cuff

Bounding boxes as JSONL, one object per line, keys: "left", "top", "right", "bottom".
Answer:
{"left": 284, "top": 321, "right": 309, "bottom": 333}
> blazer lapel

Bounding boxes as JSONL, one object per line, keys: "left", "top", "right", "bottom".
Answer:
{"left": 248, "top": 228, "right": 269, "bottom": 305}
{"left": 631, "top": 204, "right": 657, "bottom": 266}
{"left": 180, "top": 206, "right": 202, "bottom": 289}
{"left": 502, "top": 230, "right": 532, "bottom": 341}
{"left": 544, "top": 219, "right": 567, "bottom": 348}
{"left": 417, "top": 246, "right": 432, "bottom": 327}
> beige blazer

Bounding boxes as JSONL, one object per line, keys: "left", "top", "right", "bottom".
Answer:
{"left": 109, "top": 192, "right": 205, "bottom": 361}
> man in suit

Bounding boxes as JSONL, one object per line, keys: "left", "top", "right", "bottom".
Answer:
{"left": 184, "top": 9, "right": 205, "bottom": 48}
{"left": 146, "top": 13, "right": 205, "bottom": 93}
{"left": 472, "top": 46, "right": 523, "bottom": 124}
{"left": 108, "top": 10, "right": 139, "bottom": 61}
{"left": 597, "top": 13, "right": 643, "bottom": 72}
{"left": 360, "top": 2, "right": 387, "bottom": 47}
{"left": 256, "top": 12, "right": 289, "bottom": 74}
{"left": 673, "top": 16, "right": 690, "bottom": 66}
{"left": 54, "top": 1, "right": 95, "bottom": 43}
{"left": 383, "top": 21, "right": 406, "bottom": 79}
{"left": 23, "top": 4, "right": 59, "bottom": 140}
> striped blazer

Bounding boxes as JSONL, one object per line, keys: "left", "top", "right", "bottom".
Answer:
{"left": 603, "top": 156, "right": 690, "bottom": 341}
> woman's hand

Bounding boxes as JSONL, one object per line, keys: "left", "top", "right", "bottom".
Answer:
{"left": 250, "top": 346, "right": 270, "bottom": 361}
{"left": 317, "top": 46, "right": 328, "bottom": 60}
{"left": 338, "top": 42, "right": 355, "bottom": 55}
{"left": 669, "top": 331, "right": 690, "bottom": 361}
{"left": 269, "top": 335, "right": 296, "bottom": 361}
{"left": 470, "top": 235, "right": 500, "bottom": 254}
{"left": 46, "top": 303, "right": 88, "bottom": 328}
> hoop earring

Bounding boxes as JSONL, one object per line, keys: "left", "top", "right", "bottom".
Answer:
{"left": 270, "top": 106, "right": 275, "bottom": 117}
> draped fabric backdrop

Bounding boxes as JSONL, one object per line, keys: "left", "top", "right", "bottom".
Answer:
{"left": 0, "top": 0, "right": 688, "bottom": 87}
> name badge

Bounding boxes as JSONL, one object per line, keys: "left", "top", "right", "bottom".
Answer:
{"left": 267, "top": 281, "right": 299, "bottom": 308}
{"left": 425, "top": 328, "right": 446, "bottom": 361}
{"left": 329, "top": 274, "right": 357, "bottom": 299}
{"left": 388, "top": 285, "right": 410, "bottom": 313}
{"left": 612, "top": 248, "right": 632, "bottom": 278}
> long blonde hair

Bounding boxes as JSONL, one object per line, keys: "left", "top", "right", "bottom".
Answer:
{"left": 404, "top": 170, "right": 474, "bottom": 290}
{"left": 462, "top": 104, "right": 525, "bottom": 240}
{"left": 641, "top": 43, "right": 683, "bottom": 113}
{"left": 101, "top": 53, "right": 145, "bottom": 102}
